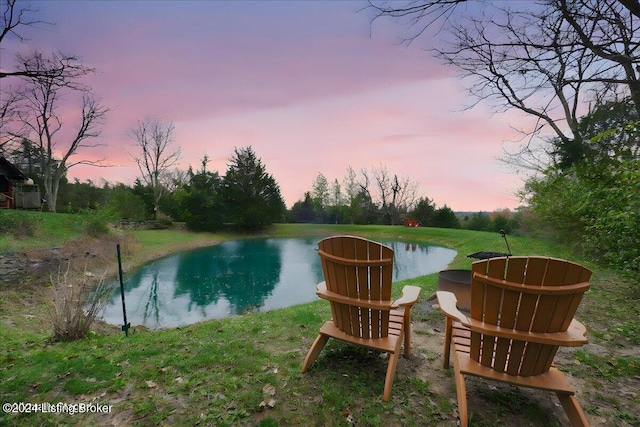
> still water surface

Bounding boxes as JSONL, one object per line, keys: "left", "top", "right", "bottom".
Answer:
{"left": 102, "top": 237, "right": 456, "bottom": 329}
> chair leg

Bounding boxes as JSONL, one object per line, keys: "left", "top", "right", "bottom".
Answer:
{"left": 454, "top": 366, "right": 469, "bottom": 427}
{"left": 557, "top": 393, "right": 589, "bottom": 427}
{"left": 301, "top": 334, "right": 329, "bottom": 373}
{"left": 443, "top": 316, "right": 452, "bottom": 369}
{"left": 402, "top": 307, "right": 412, "bottom": 357}
{"left": 383, "top": 350, "right": 401, "bottom": 401}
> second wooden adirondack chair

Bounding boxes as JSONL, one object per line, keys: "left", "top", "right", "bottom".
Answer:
{"left": 301, "top": 236, "right": 421, "bottom": 401}
{"left": 437, "top": 256, "right": 592, "bottom": 427}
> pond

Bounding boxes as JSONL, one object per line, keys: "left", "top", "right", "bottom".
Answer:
{"left": 102, "top": 237, "right": 456, "bottom": 329}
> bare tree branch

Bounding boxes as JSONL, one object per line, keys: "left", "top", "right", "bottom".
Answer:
{"left": 369, "top": 164, "right": 419, "bottom": 224}
{"left": 367, "top": 0, "right": 467, "bottom": 43}
{"left": 13, "top": 50, "right": 108, "bottom": 212}
{"left": 1, "top": 0, "right": 62, "bottom": 81}
{"left": 0, "top": 85, "right": 25, "bottom": 154}
{"left": 369, "top": 0, "right": 640, "bottom": 171}
{"left": 129, "top": 117, "right": 182, "bottom": 219}
{"left": 13, "top": 50, "right": 93, "bottom": 89}
{"left": 617, "top": 0, "right": 640, "bottom": 19}
{"left": 0, "top": 0, "right": 46, "bottom": 45}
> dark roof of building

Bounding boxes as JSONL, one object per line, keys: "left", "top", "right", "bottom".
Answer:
{"left": 0, "top": 156, "right": 28, "bottom": 180}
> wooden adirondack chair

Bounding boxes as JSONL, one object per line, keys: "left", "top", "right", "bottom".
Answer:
{"left": 301, "top": 236, "right": 421, "bottom": 401}
{"left": 436, "top": 256, "right": 592, "bottom": 427}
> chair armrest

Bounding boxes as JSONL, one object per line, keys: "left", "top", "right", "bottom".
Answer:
{"left": 316, "top": 281, "right": 327, "bottom": 293}
{"left": 391, "top": 285, "right": 421, "bottom": 308}
{"left": 436, "top": 291, "right": 470, "bottom": 326}
{"left": 316, "top": 282, "right": 392, "bottom": 310}
{"left": 568, "top": 318, "right": 587, "bottom": 338}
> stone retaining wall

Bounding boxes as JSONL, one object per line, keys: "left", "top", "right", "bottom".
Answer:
{"left": 0, "top": 249, "right": 64, "bottom": 286}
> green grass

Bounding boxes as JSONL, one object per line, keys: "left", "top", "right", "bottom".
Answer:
{"left": 0, "top": 211, "right": 84, "bottom": 252}
{"left": 1, "top": 215, "right": 638, "bottom": 426}
{"left": 571, "top": 350, "right": 640, "bottom": 379}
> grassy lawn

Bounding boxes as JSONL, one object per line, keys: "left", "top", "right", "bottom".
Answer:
{"left": 0, "top": 211, "right": 85, "bottom": 251}
{"left": 1, "top": 215, "right": 638, "bottom": 426}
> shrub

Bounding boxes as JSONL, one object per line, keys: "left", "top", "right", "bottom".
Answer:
{"left": 107, "top": 185, "right": 147, "bottom": 220}
{"left": 0, "top": 210, "right": 40, "bottom": 238}
{"left": 582, "top": 159, "right": 640, "bottom": 271}
{"left": 47, "top": 262, "right": 113, "bottom": 342}
{"left": 81, "top": 208, "right": 115, "bottom": 237}
{"left": 524, "top": 158, "right": 639, "bottom": 271}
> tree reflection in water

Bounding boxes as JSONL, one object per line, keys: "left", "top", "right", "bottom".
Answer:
{"left": 173, "top": 239, "right": 282, "bottom": 314}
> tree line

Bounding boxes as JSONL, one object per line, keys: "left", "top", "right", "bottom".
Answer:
{"left": 19, "top": 157, "right": 517, "bottom": 234}
{"left": 286, "top": 167, "right": 519, "bottom": 232}
{"left": 18, "top": 146, "right": 286, "bottom": 232}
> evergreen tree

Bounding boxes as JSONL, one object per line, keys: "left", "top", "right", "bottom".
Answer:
{"left": 409, "top": 197, "right": 436, "bottom": 226}
{"left": 289, "top": 192, "right": 317, "bottom": 223}
{"left": 432, "top": 205, "right": 460, "bottom": 229}
{"left": 176, "top": 157, "right": 224, "bottom": 232}
{"left": 222, "top": 147, "right": 285, "bottom": 230}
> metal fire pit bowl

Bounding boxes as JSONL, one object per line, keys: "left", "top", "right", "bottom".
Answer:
{"left": 437, "top": 269, "right": 472, "bottom": 311}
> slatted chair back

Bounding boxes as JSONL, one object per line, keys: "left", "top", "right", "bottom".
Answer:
{"left": 317, "top": 236, "right": 394, "bottom": 339}
{"left": 470, "top": 256, "right": 592, "bottom": 377}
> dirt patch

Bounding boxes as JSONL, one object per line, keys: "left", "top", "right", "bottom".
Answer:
{"left": 408, "top": 299, "right": 639, "bottom": 427}
{"left": 0, "top": 234, "right": 135, "bottom": 337}
{"left": 1, "top": 233, "right": 137, "bottom": 287}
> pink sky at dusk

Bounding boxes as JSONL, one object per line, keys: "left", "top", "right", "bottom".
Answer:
{"left": 1, "top": 1, "right": 534, "bottom": 211}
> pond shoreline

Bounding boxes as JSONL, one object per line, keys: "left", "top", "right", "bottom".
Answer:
{"left": 101, "top": 236, "right": 456, "bottom": 330}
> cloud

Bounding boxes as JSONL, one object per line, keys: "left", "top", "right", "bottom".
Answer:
{"left": 3, "top": 1, "right": 528, "bottom": 212}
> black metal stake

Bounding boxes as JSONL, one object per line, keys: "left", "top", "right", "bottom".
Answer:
{"left": 500, "top": 230, "right": 512, "bottom": 256}
{"left": 117, "top": 244, "right": 131, "bottom": 336}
